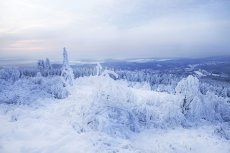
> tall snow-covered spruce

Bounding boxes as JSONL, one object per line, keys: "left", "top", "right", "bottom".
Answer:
{"left": 61, "top": 48, "right": 74, "bottom": 87}
{"left": 96, "top": 63, "right": 102, "bottom": 76}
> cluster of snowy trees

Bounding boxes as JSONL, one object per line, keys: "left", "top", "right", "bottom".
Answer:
{"left": 37, "top": 58, "right": 52, "bottom": 76}
{"left": 35, "top": 48, "right": 74, "bottom": 98}
{"left": 68, "top": 73, "right": 230, "bottom": 138}
{"left": 1, "top": 52, "right": 230, "bottom": 140}
{"left": 0, "top": 48, "right": 74, "bottom": 103}
{"left": 0, "top": 67, "right": 21, "bottom": 83}
{"left": 115, "top": 70, "right": 183, "bottom": 92}
{"left": 2, "top": 58, "right": 228, "bottom": 101}
{"left": 0, "top": 49, "right": 229, "bottom": 127}
{"left": 0, "top": 63, "right": 229, "bottom": 104}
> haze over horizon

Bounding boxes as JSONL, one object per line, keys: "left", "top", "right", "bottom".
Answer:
{"left": 0, "top": 0, "right": 230, "bottom": 59}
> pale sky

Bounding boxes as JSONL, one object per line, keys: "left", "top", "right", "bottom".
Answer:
{"left": 0, "top": 0, "right": 230, "bottom": 59}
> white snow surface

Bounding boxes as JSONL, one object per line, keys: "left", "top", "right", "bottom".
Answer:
{"left": 0, "top": 75, "right": 230, "bottom": 153}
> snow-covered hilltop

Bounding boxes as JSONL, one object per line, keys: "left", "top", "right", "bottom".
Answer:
{"left": 0, "top": 51, "right": 230, "bottom": 153}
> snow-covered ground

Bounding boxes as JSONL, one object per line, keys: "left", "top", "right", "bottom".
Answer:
{"left": 0, "top": 75, "right": 230, "bottom": 153}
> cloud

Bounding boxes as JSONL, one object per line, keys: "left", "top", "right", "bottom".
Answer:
{"left": 0, "top": 0, "right": 230, "bottom": 59}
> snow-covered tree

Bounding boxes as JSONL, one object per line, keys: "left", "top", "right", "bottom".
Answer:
{"left": 37, "top": 59, "right": 45, "bottom": 71}
{"left": 43, "top": 76, "right": 69, "bottom": 99}
{"left": 45, "top": 58, "right": 52, "bottom": 70}
{"left": 61, "top": 47, "right": 74, "bottom": 86}
{"left": 44, "top": 58, "right": 52, "bottom": 76}
{"left": 96, "top": 63, "right": 102, "bottom": 76}
{"left": 0, "top": 67, "right": 20, "bottom": 83}
{"left": 37, "top": 58, "right": 52, "bottom": 76}
{"left": 175, "top": 75, "right": 230, "bottom": 121}
{"left": 176, "top": 75, "right": 200, "bottom": 115}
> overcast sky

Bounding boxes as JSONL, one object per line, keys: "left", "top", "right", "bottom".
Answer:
{"left": 0, "top": 0, "right": 230, "bottom": 60}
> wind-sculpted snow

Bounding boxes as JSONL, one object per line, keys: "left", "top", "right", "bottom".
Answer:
{"left": 0, "top": 73, "right": 230, "bottom": 152}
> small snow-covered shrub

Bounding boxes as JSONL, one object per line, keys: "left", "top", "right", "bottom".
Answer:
{"left": 84, "top": 76, "right": 138, "bottom": 137}
{"left": 0, "top": 77, "right": 50, "bottom": 104}
{"left": 214, "top": 125, "right": 230, "bottom": 140}
{"left": 86, "top": 104, "right": 139, "bottom": 138}
{"left": 219, "top": 100, "right": 230, "bottom": 122}
{"left": 81, "top": 73, "right": 184, "bottom": 137}
{"left": 0, "top": 73, "right": 70, "bottom": 104}
{"left": 43, "top": 76, "right": 69, "bottom": 99}
{"left": 0, "top": 68, "right": 20, "bottom": 83}
{"left": 132, "top": 96, "right": 184, "bottom": 129}
{"left": 0, "top": 79, "right": 8, "bottom": 92}
{"left": 31, "top": 72, "right": 43, "bottom": 85}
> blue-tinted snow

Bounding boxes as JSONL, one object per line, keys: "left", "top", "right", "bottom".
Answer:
{"left": 0, "top": 56, "right": 230, "bottom": 153}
